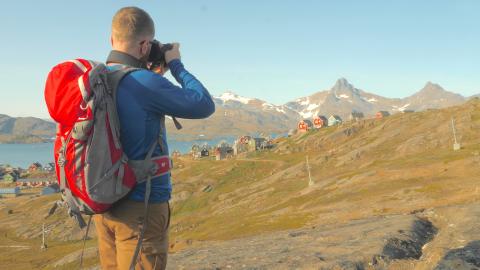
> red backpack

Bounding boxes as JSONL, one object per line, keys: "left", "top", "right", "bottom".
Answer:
{"left": 44, "top": 59, "right": 172, "bottom": 227}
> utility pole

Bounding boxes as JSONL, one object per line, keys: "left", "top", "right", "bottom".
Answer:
{"left": 306, "top": 156, "right": 314, "bottom": 187}
{"left": 451, "top": 117, "right": 460, "bottom": 151}
{"left": 40, "top": 223, "right": 49, "bottom": 250}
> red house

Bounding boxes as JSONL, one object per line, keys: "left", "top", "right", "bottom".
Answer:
{"left": 28, "top": 162, "right": 42, "bottom": 172}
{"left": 297, "top": 120, "right": 313, "bottom": 133}
{"left": 313, "top": 115, "right": 328, "bottom": 129}
{"left": 375, "top": 111, "right": 390, "bottom": 119}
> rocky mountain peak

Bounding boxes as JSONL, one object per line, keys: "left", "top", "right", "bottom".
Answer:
{"left": 332, "top": 78, "right": 353, "bottom": 91}
{"left": 421, "top": 81, "right": 444, "bottom": 93}
{"left": 329, "top": 78, "right": 361, "bottom": 99}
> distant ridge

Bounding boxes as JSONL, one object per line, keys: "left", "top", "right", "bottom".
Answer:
{"left": 2, "top": 79, "right": 475, "bottom": 143}
{"left": 0, "top": 114, "right": 55, "bottom": 143}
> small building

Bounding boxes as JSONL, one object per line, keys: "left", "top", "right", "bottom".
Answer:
{"left": 41, "top": 186, "right": 58, "bottom": 195}
{"left": 259, "top": 139, "right": 274, "bottom": 150}
{"left": 349, "top": 111, "right": 364, "bottom": 122}
{"left": 201, "top": 147, "right": 210, "bottom": 157}
{"left": 3, "top": 167, "right": 20, "bottom": 179}
{"left": 190, "top": 144, "right": 201, "bottom": 159}
{"left": 215, "top": 142, "right": 233, "bottom": 161}
{"left": 328, "top": 115, "right": 342, "bottom": 126}
{"left": 313, "top": 115, "right": 328, "bottom": 129}
{"left": 297, "top": 120, "right": 313, "bottom": 133}
{"left": 171, "top": 150, "right": 181, "bottom": 158}
{"left": 376, "top": 111, "right": 390, "bottom": 119}
{"left": 43, "top": 162, "right": 55, "bottom": 172}
{"left": 28, "top": 162, "right": 42, "bottom": 172}
{"left": 233, "top": 136, "right": 252, "bottom": 155}
{"left": 248, "top": 137, "right": 266, "bottom": 151}
{"left": 0, "top": 187, "right": 20, "bottom": 198}
{"left": 287, "top": 129, "right": 296, "bottom": 137}
{"left": 1, "top": 173, "right": 16, "bottom": 183}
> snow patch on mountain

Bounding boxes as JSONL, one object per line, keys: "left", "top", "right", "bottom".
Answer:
{"left": 306, "top": 103, "right": 320, "bottom": 111}
{"left": 217, "top": 91, "right": 252, "bottom": 104}
{"left": 392, "top": 103, "right": 411, "bottom": 112}
{"left": 300, "top": 111, "right": 314, "bottom": 119}
{"left": 300, "top": 98, "right": 310, "bottom": 106}
{"left": 262, "top": 103, "right": 288, "bottom": 114}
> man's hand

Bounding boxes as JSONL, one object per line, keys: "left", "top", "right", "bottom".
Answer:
{"left": 165, "top": 42, "right": 181, "bottom": 64}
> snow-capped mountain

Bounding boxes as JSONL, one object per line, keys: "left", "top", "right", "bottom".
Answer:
{"left": 285, "top": 78, "right": 467, "bottom": 120}
{"left": 165, "top": 79, "right": 470, "bottom": 139}
{"left": 165, "top": 91, "right": 300, "bottom": 140}
{"left": 215, "top": 91, "right": 293, "bottom": 115}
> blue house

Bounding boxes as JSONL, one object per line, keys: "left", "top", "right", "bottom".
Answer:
{"left": 41, "top": 186, "right": 58, "bottom": 195}
{"left": 328, "top": 115, "right": 343, "bottom": 126}
{"left": 0, "top": 187, "right": 20, "bottom": 198}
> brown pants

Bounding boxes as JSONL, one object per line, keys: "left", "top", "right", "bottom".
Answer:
{"left": 93, "top": 200, "right": 170, "bottom": 270}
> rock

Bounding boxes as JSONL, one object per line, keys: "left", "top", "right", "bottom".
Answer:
{"left": 435, "top": 240, "right": 480, "bottom": 270}
{"left": 380, "top": 218, "right": 437, "bottom": 261}
{"left": 202, "top": 185, "right": 213, "bottom": 193}
{"left": 288, "top": 231, "right": 307, "bottom": 238}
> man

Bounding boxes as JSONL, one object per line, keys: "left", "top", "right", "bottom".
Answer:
{"left": 93, "top": 6, "right": 215, "bottom": 270}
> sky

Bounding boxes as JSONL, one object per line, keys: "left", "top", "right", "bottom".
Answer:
{"left": 0, "top": 0, "right": 478, "bottom": 118}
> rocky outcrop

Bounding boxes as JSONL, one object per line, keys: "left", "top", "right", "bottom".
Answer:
{"left": 167, "top": 215, "right": 437, "bottom": 269}
{"left": 435, "top": 241, "right": 480, "bottom": 270}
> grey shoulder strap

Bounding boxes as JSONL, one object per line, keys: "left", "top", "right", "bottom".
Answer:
{"left": 107, "top": 66, "right": 140, "bottom": 102}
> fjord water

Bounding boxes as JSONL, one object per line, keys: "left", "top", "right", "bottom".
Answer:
{"left": 0, "top": 137, "right": 236, "bottom": 168}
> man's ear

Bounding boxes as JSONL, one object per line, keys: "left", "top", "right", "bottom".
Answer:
{"left": 110, "top": 36, "right": 114, "bottom": 47}
{"left": 141, "top": 40, "right": 149, "bottom": 56}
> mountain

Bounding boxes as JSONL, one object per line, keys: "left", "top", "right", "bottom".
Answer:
{"left": 0, "top": 80, "right": 472, "bottom": 143}
{"left": 286, "top": 78, "right": 467, "bottom": 120}
{"left": 403, "top": 82, "right": 466, "bottom": 111}
{"left": 165, "top": 91, "right": 300, "bottom": 140}
{"left": 0, "top": 114, "right": 56, "bottom": 143}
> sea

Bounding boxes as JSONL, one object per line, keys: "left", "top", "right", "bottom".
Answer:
{"left": 0, "top": 137, "right": 235, "bottom": 168}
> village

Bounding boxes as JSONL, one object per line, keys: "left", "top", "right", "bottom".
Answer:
{"left": 0, "top": 109, "right": 410, "bottom": 198}
{"left": 0, "top": 162, "right": 58, "bottom": 199}
{"left": 183, "top": 109, "right": 412, "bottom": 161}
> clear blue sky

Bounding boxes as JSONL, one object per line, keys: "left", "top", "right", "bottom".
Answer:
{"left": 0, "top": 0, "right": 478, "bottom": 118}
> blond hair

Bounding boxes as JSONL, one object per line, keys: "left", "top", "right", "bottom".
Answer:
{"left": 111, "top": 7, "right": 154, "bottom": 46}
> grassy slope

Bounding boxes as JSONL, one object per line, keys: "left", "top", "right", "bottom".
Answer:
{"left": 0, "top": 99, "right": 479, "bottom": 268}
{"left": 168, "top": 99, "right": 480, "bottom": 248}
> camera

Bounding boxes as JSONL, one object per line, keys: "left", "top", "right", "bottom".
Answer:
{"left": 148, "top": 40, "right": 173, "bottom": 70}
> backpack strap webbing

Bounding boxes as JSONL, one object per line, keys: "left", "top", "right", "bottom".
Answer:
{"left": 79, "top": 215, "right": 93, "bottom": 268}
{"left": 129, "top": 140, "right": 158, "bottom": 270}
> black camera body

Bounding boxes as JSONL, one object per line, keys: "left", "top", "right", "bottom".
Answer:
{"left": 148, "top": 40, "right": 173, "bottom": 70}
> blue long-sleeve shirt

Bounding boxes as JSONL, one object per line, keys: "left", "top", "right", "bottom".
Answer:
{"left": 114, "top": 59, "right": 215, "bottom": 203}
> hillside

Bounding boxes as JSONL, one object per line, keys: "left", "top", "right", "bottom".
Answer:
{"left": 0, "top": 115, "right": 55, "bottom": 143}
{"left": 0, "top": 99, "right": 479, "bottom": 269}
{"left": 165, "top": 93, "right": 299, "bottom": 140}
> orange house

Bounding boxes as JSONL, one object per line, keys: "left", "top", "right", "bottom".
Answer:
{"left": 297, "top": 120, "right": 313, "bottom": 133}
{"left": 375, "top": 111, "right": 390, "bottom": 119}
{"left": 313, "top": 115, "right": 328, "bottom": 129}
